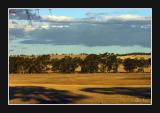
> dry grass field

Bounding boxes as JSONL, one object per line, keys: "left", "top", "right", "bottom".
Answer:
{"left": 9, "top": 73, "right": 151, "bottom": 104}
{"left": 117, "top": 55, "right": 150, "bottom": 60}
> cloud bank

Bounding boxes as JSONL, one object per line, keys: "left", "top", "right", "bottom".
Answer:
{"left": 9, "top": 10, "right": 151, "bottom": 48}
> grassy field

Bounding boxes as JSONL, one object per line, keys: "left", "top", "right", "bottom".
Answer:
{"left": 9, "top": 73, "right": 151, "bottom": 104}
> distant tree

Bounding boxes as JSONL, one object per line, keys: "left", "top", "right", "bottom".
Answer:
{"left": 81, "top": 54, "right": 100, "bottom": 73}
{"left": 51, "top": 56, "right": 81, "bottom": 73}
{"left": 26, "top": 55, "right": 49, "bottom": 73}
{"left": 9, "top": 56, "right": 17, "bottom": 73}
{"left": 112, "top": 58, "right": 122, "bottom": 73}
{"left": 9, "top": 55, "right": 51, "bottom": 74}
{"left": 9, "top": 53, "right": 150, "bottom": 74}
{"left": 146, "top": 58, "right": 151, "bottom": 72}
{"left": 72, "top": 57, "right": 83, "bottom": 67}
{"left": 61, "top": 56, "right": 80, "bottom": 73}
{"left": 99, "top": 53, "right": 120, "bottom": 73}
{"left": 135, "top": 58, "right": 145, "bottom": 72}
{"left": 123, "top": 58, "right": 137, "bottom": 72}
{"left": 133, "top": 58, "right": 151, "bottom": 73}
{"left": 99, "top": 52, "right": 109, "bottom": 73}
{"left": 106, "top": 55, "right": 117, "bottom": 72}
{"left": 146, "top": 58, "right": 151, "bottom": 67}
{"left": 51, "top": 58, "right": 61, "bottom": 72}
{"left": 9, "top": 56, "right": 29, "bottom": 74}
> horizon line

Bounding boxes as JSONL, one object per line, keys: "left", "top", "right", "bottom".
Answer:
{"left": 9, "top": 52, "right": 151, "bottom": 56}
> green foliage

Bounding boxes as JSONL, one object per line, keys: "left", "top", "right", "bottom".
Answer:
{"left": 99, "top": 53, "right": 120, "bottom": 73}
{"left": 81, "top": 54, "right": 100, "bottom": 73}
{"left": 51, "top": 56, "right": 82, "bottom": 73}
{"left": 123, "top": 58, "right": 151, "bottom": 73}
{"left": 9, "top": 55, "right": 50, "bottom": 74}
{"left": 51, "top": 59, "right": 61, "bottom": 72}
{"left": 123, "top": 58, "right": 137, "bottom": 72}
{"left": 9, "top": 53, "right": 151, "bottom": 74}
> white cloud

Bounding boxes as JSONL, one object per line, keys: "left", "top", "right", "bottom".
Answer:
{"left": 41, "top": 15, "right": 74, "bottom": 22}
{"left": 9, "top": 20, "right": 71, "bottom": 33}
{"left": 41, "top": 25, "right": 49, "bottom": 29}
{"left": 9, "top": 14, "right": 151, "bottom": 27}
{"left": 51, "top": 25, "right": 70, "bottom": 28}
{"left": 9, "top": 20, "right": 26, "bottom": 29}
{"left": 87, "top": 14, "right": 150, "bottom": 22}
{"left": 40, "top": 24, "right": 70, "bottom": 29}
{"left": 105, "top": 15, "right": 149, "bottom": 21}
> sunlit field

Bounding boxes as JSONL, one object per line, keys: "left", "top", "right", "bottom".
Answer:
{"left": 9, "top": 73, "right": 151, "bottom": 104}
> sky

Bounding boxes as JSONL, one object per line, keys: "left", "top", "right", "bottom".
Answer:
{"left": 9, "top": 8, "right": 151, "bottom": 55}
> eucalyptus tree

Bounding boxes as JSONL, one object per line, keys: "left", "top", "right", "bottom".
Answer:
{"left": 81, "top": 54, "right": 100, "bottom": 73}
{"left": 99, "top": 53, "right": 120, "bottom": 73}
{"left": 123, "top": 58, "right": 137, "bottom": 72}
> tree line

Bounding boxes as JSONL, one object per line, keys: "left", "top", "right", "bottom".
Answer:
{"left": 9, "top": 53, "right": 151, "bottom": 74}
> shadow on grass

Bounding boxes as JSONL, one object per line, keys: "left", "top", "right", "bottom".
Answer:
{"left": 9, "top": 86, "right": 88, "bottom": 104}
{"left": 81, "top": 87, "right": 151, "bottom": 99}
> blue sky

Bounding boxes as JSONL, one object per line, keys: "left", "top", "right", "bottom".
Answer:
{"left": 39, "top": 8, "right": 151, "bottom": 17}
{"left": 9, "top": 8, "right": 151, "bottom": 55}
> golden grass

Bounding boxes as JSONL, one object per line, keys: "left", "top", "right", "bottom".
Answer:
{"left": 49, "top": 54, "right": 150, "bottom": 60}
{"left": 117, "top": 55, "right": 151, "bottom": 60}
{"left": 49, "top": 54, "right": 87, "bottom": 60}
{"left": 10, "top": 73, "right": 151, "bottom": 85}
{"left": 9, "top": 73, "right": 151, "bottom": 104}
